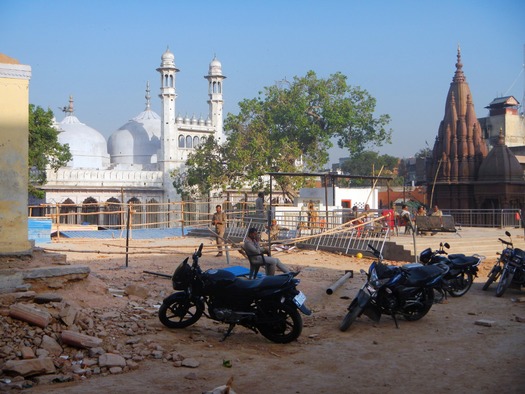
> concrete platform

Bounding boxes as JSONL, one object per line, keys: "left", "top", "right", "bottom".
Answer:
{"left": 387, "top": 227, "right": 525, "bottom": 262}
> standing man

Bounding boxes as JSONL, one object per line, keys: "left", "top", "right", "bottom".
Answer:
{"left": 211, "top": 205, "right": 227, "bottom": 257}
{"left": 400, "top": 204, "right": 414, "bottom": 234}
{"left": 255, "top": 192, "right": 265, "bottom": 219}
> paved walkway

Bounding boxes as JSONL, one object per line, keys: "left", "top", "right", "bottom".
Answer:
{"left": 389, "top": 226, "right": 525, "bottom": 261}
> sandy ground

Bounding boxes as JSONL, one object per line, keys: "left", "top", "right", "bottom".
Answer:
{"left": 11, "top": 236, "right": 525, "bottom": 393}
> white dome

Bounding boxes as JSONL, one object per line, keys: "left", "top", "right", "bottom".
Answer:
{"left": 160, "top": 48, "right": 176, "bottom": 68}
{"left": 108, "top": 109, "right": 161, "bottom": 166}
{"left": 208, "top": 57, "right": 223, "bottom": 76}
{"left": 58, "top": 115, "right": 110, "bottom": 169}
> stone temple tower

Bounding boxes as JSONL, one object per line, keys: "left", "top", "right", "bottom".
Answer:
{"left": 428, "top": 47, "right": 489, "bottom": 209}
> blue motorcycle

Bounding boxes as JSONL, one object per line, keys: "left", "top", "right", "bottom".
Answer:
{"left": 482, "top": 231, "right": 525, "bottom": 297}
{"left": 340, "top": 244, "right": 449, "bottom": 331}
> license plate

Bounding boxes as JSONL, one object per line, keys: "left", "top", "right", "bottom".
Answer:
{"left": 293, "top": 291, "right": 306, "bottom": 307}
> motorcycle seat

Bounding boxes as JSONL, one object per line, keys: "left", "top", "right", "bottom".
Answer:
{"left": 513, "top": 248, "right": 525, "bottom": 261}
{"left": 404, "top": 265, "right": 446, "bottom": 287}
{"left": 232, "top": 274, "right": 292, "bottom": 291}
{"left": 448, "top": 254, "right": 479, "bottom": 266}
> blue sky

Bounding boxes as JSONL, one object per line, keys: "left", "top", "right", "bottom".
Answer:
{"left": 1, "top": 0, "right": 524, "bottom": 163}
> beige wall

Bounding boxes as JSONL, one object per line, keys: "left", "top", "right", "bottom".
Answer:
{"left": 0, "top": 54, "right": 32, "bottom": 255}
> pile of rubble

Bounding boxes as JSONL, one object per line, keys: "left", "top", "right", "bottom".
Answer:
{"left": 0, "top": 283, "right": 192, "bottom": 390}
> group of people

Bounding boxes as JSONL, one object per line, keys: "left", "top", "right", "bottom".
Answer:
{"left": 399, "top": 204, "right": 443, "bottom": 235}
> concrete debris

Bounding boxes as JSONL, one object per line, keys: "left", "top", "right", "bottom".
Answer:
{"left": 0, "top": 285, "right": 194, "bottom": 391}
{"left": 474, "top": 319, "right": 496, "bottom": 327}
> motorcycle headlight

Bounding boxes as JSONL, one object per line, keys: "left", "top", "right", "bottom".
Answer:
{"left": 370, "top": 268, "right": 378, "bottom": 282}
{"left": 370, "top": 277, "right": 391, "bottom": 288}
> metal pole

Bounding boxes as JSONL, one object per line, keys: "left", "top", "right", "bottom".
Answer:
{"left": 125, "top": 204, "right": 131, "bottom": 268}
{"left": 268, "top": 175, "right": 273, "bottom": 255}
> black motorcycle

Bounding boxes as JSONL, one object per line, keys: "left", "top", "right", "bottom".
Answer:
{"left": 482, "top": 231, "right": 525, "bottom": 297}
{"left": 158, "top": 243, "right": 311, "bottom": 343}
{"left": 340, "top": 244, "right": 449, "bottom": 331}
{"left": 419, "top": 242, "right": 484, "bottom": 297}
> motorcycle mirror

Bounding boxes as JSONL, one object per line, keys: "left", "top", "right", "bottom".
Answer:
{"left": 505, "top": 231, "right": 511, "bottom": 237}
{"left": 196, "top": 243, "right": 204, "bottom": 258}
{"left": 443, "top": 242, "right": 450, "bottom": 249}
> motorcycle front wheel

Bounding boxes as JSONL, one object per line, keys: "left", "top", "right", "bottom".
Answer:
{"left": 340, "top": 298, "right": 362, "bottom": 332}
{"left": 482, "top": 265, "right": 501, "bottom": 291}
{"left": 448, "top": 271, "right": 474, "bottom": 297}
{"left": 495, "top": 269, "right": 514, "bottom": 297}
{"left": 159, "top": 293, "right": 204, "bottom": 328}
{"left": 403, "top": 288, "right": 434, "bottom": 321}
{"left": 257, "top": 302, "right": 302, "bottom": 344}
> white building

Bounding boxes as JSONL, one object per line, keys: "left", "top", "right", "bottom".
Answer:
{"left": 41, "top": 49, "right": 225, "bottom": 221}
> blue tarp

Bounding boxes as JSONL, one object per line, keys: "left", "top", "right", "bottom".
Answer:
{"left": 56, "top": 227, "right": 190, "bottom": 240}
{"left": 28, "top": 218, "right": 52, "bottom": 244}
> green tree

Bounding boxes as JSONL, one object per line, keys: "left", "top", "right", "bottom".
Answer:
{"left": 340, "top": 151, "right": 399, "bottom": 186}
{"left": 415, "top": 147, "right": 432, "bottom": 159}
{"left": 28, "top": 104, "right": 72, "bottom": 198}
{"left": 177, "top": 71, "right": 391, "bottom": 199}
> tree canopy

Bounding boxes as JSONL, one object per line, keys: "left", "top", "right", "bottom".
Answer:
{"left": 340, "top": 151, "right": 399, "bottom": 186}
{"left": 173, "top": 71, "right": 391, "bottom": 199}
{"left": 28, "top": 104, "right": 72, "bottom": 198}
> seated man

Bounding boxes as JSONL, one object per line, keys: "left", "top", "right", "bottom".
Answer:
{"left": 243, "top": 227, "right": 290, "bottom": 275}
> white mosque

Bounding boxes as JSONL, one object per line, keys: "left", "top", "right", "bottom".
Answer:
{"left": 40, "top": 48, "right": 226, "bottom": 224}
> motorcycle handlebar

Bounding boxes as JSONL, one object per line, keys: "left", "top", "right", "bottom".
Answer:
{"left": 367, "top": 243, "right": 383, "bottom": 260}
{"left": 194, "top": 243, "right": 204, "bottom": 259}
{"left": 498, "top": 238, "right": 511, "bottom": 246}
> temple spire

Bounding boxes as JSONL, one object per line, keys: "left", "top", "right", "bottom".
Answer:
{"left": 453, "top": 45, "right": 465, "bottom": 83}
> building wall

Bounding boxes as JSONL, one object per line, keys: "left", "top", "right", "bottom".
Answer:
{"left": 0, "top": 55, "right": 32, "bottom": 255}
{"left": 480, "top": 113, "right": 525, "bottom": 148}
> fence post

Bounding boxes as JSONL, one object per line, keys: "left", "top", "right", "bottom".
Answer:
{"left": 181, "top": 201, "right": 185, "bottom": 235}
{"left": 125, "top": 203, "right": 132, "bottom": 268}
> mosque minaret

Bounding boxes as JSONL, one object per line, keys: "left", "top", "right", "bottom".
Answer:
{"left": 42, "top": 49, "right": 226, "bottom": 209}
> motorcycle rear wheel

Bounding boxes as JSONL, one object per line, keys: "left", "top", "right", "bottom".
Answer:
{"left": 257, "top": 302, "right": 302, "bottom": 344}
{"left": 340, "top": 298, "right": 362, "bottom": 332}
{"left": 158, "top": 293, "right": 203, "bottom": 328}
{"left": 448, "top": 271, "right": 473, "bottom": 297}
{"left": 495, "top": 269, "right": 514, "bottom": 297}
{"left": 403, "top": 288, "right": 434, "bottom": 321}
{"left": 482, "top": 266, "right": 501, "bottom": 291}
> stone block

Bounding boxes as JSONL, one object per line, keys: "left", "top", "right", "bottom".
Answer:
{"left": 3, "top": 357, "right": 56, "bottom": 377}
{"left": 61, "top": 330, "right": 103, "bottom": 349}
{"left": 9, "top": 303, "right": 51, "bottom": 328}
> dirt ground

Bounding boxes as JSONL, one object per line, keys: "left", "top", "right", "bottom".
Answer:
{"left": 10, "top": 236, "right": 525, "bottom": 393}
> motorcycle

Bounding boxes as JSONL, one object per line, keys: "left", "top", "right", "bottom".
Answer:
{"left": 482, "top": 231, "right": 525, "bottom": 297}
{"left": 340, "top": 244, "right": 449, "bottom": 331}
{"left": 419, "top": 242, "right": 484, "bottom": 297}
{"left": 158, "top": 243, "right": 311, "bottom": 343}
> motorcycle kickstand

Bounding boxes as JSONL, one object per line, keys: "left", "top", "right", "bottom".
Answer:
{"left": 391, "top": 313, "right": 399, "bottom": 329}
{"left": 220, "top": 324, "right": 236, "bottom": 342}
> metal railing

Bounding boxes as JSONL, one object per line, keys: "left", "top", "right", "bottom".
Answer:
{"left": 28, "top": 201, "right": 522, "bottom": 241}
{"left": 444, "top": 209, "right": 522, "bottom": 228}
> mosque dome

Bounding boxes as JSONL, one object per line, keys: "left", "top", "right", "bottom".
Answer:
{"left": 160, "top": 48, "right": 176, "bottom": 68}
{"left": 58, "top": 114, "right": 110, "bottom": 169}
{"left": 108, "top": 109, "right": 161, "bottom": 166}
{"left": 208, "top": 57, "right": 223, "bottom": 76}
{"left": 477, "top": 132, "right": 524, "bottom": 183}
